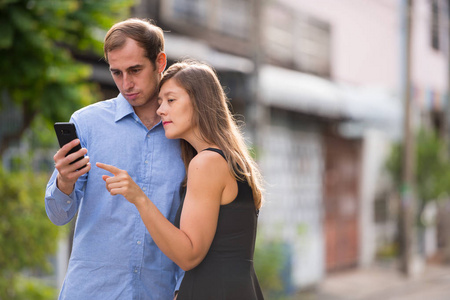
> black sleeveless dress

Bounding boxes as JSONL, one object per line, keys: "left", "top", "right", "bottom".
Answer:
{"left": 175, "top": 148, "right": 264, "bottom": 300}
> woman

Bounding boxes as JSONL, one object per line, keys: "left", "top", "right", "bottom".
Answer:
{"left": 97, "top": 60, "right": 264, "bottom": 299}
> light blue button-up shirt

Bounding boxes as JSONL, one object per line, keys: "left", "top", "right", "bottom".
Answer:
{"left": 45, "top": 94, "right": 185, "bottom": 300}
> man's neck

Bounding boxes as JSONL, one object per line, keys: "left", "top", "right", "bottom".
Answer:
{"left": 140, "top": 114, "right": 160, "bottom": 130}
{"left": 134, "top": 104, "right": 160, "bottom": 130}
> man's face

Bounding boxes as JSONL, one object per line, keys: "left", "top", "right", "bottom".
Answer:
{"left": 108, "top": 38, "right": 164, "bottom": 110}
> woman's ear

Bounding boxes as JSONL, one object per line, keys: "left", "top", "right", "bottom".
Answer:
{"left": 156, "top": 52, "right": 167, "bottom": 74}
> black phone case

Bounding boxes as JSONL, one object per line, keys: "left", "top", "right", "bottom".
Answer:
{"left": 54, "top": 122, "right": 84, "bottom": 165}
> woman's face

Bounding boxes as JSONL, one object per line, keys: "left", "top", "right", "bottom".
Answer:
{"left": 157, "top": 78, "right": 195, "bottom": 140}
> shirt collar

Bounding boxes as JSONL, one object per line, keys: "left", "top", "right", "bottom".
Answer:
{"left": 115, "top": 94, "right": 135, "bottom": 122}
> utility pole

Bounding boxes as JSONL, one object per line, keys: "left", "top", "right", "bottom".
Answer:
{"left": 444, "top": 0, "right": 450, "bottom": 263}
{"left": 399, "top": 0, "right": 415, "bottom": 276}
{"left": 249, "top": 0, "right": 267, "bottom": 152}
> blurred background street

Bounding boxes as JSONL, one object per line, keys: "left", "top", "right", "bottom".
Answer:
{"left": 1, "top": 0, "right": 450, "bottom": 299}
{"left": 297, "top": 261, "right": 450, "bottom": 300}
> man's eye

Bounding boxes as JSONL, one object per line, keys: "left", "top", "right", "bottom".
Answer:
{"left": 112, "top": 71, "right": 121, "bottom": 76}
{"left": 131, "top": 69, "right": 141, "bottom": 74}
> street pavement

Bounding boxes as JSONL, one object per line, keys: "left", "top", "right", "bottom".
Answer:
{"left": 295, "top": 262, "right": 450, "bottom": 300}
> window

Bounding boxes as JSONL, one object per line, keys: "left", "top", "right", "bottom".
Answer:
{"left": 216, "top": 0, "right": 251, "bottom": 39}
{"left": 293, "top": 16, "right": 331, "bottom": 76}
{"left": 263, "top": 4, "right": 331, "bottom": 76}
{"left": 263, "top": 6, "right": 295, "bottom": 66}
{"left": 171, "top": 0, "right": 208, "bottom": 26}
{"left": 431, "top": 0, "right": 440, "bottom": 50}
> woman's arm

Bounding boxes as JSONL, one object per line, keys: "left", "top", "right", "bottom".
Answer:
{"left": 96, "top": 152, "right": 225, "bottom": 270}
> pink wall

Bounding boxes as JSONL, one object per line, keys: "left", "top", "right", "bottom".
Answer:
{"left": 278, "top": 0, "right": 448, "bottom": 96}
{"left": 412, "top": 0, "right": 448, "bottom": 91}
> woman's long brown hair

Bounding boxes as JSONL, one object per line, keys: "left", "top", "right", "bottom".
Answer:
{"left": 159, "top": 60, "right": 264, "bottom": 209}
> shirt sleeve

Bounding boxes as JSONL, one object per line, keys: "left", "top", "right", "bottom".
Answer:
{"left": 174, "top": 266, "right": 185, "bottom": 296}
{"left": 45, "top": 168, "right": 87, "bottom": 226}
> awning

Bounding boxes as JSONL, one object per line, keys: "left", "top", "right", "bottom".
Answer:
{"left": 258, "top": 65, "right": 402, "bottom": 137}
{"left": 164, "top": 34, "right": 254, "bottom": 74}
{"left": 339, "top": 84, "right": 402, "bottom": 126}
{"left": 258, "top": 65, "right": 344, "bottom": 119}
{"left": 338, "top": 84, "right": 403, "bottom": 139}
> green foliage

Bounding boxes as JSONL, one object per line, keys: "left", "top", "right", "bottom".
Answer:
{"left": 28, "top": 115, "right": 60, "bottom": 150}
{"left": 386, "top": 128, "right": 450, "bottom": 203}
{"left": 12, "top": 275, "right": 57, "bottom": 300}
{"left": 376, "top": 242, "right": 398, "bottom": 260}
{"left": 254, "top": 237, "right": 289, "bottom": 299}
{"left": 0, "top": 0, "right": 134, "bottom": 153}
{"left": 0, "top": 163, "right": 60, "bottom": 299}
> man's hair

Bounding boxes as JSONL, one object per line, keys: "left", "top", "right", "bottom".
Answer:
{"left": 104, "top": 18, "right": 164, "bottom": 65}
{"left": 159, "top": 60, "right": 264, "bottom": 209}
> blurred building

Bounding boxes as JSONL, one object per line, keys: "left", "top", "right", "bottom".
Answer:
{"left": 82, "top": 0, "right": 449, "bottom": 294}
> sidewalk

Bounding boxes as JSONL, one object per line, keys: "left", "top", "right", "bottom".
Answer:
{"left": 296, "top": 262, "right": 450, "bottom": 300}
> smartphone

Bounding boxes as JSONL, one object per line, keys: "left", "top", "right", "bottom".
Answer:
{"left": 54, "top": 122, "right": 86, "bottom": 168}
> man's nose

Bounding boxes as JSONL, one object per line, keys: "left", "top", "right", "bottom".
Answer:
{"left": 123, "top": 74, "right": 134, "bottom": 90}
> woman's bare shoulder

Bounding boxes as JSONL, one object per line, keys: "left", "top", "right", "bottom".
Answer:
{"left": 187, "top": 150, "right": 228, "bottom": 181}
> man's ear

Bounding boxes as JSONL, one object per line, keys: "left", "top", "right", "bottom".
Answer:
{"left": 156, "top": 52, "right": 167, "bottom": 74}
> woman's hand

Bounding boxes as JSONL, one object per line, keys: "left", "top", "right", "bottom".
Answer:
{"left": 96, "top": 162, "right": 146, "bottom": 205}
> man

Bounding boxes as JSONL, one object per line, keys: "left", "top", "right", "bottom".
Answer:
{"left": 45, "top": 18, "right": 185, "bottom": 300}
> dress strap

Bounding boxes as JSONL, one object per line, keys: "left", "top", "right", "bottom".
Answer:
{"left": 202, "top": 147, "right": 226, "bottom": 161}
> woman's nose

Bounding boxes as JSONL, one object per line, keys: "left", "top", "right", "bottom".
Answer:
{"left": 156, "top": 103, "right": 165, "bottom": 116}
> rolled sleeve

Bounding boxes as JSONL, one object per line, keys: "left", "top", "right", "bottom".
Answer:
{"left": 45, "top": 171, "right": 79, "bottom": 226}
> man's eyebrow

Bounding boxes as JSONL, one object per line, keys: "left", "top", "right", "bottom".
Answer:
{"left": 127, "top": 64, "right": 143, "bottom": 70}
{"left": 109, "top": 64, "right": 143, "bottom": 72}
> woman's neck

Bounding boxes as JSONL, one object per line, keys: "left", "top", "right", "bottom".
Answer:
{"left": 186, "top": 138, "right": 216, "bottom": 154}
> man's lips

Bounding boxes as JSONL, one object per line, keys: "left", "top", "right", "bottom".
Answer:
{"left": 125, "top": 92, "right": 139, "bottom": 100}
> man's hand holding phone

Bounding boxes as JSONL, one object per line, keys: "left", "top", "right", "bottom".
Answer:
{"left": 53, "top": 122, "right": 91, "bottom": 195}
{"left": 54, "top": 139, "right": 91, "bottom": 195}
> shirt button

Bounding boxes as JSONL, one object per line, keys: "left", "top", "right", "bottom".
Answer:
{"left": 134, "top": 268, "right": 138, "bottom": 273}
{"left": 137, "top": 240, "right": 141, "bottom": 245}
{"left": 66, "top": 200, "right": 71, "bottom": 204}
{"left": 143, "top": 187, "right": 146, "bottom": 191}
{"left": 144, "top": 160, "right": 148, "bottom": 164}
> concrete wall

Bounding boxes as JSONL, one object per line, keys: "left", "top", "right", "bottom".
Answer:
{"left": 259, "top": 111, "right": 325, "bottom": 288}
